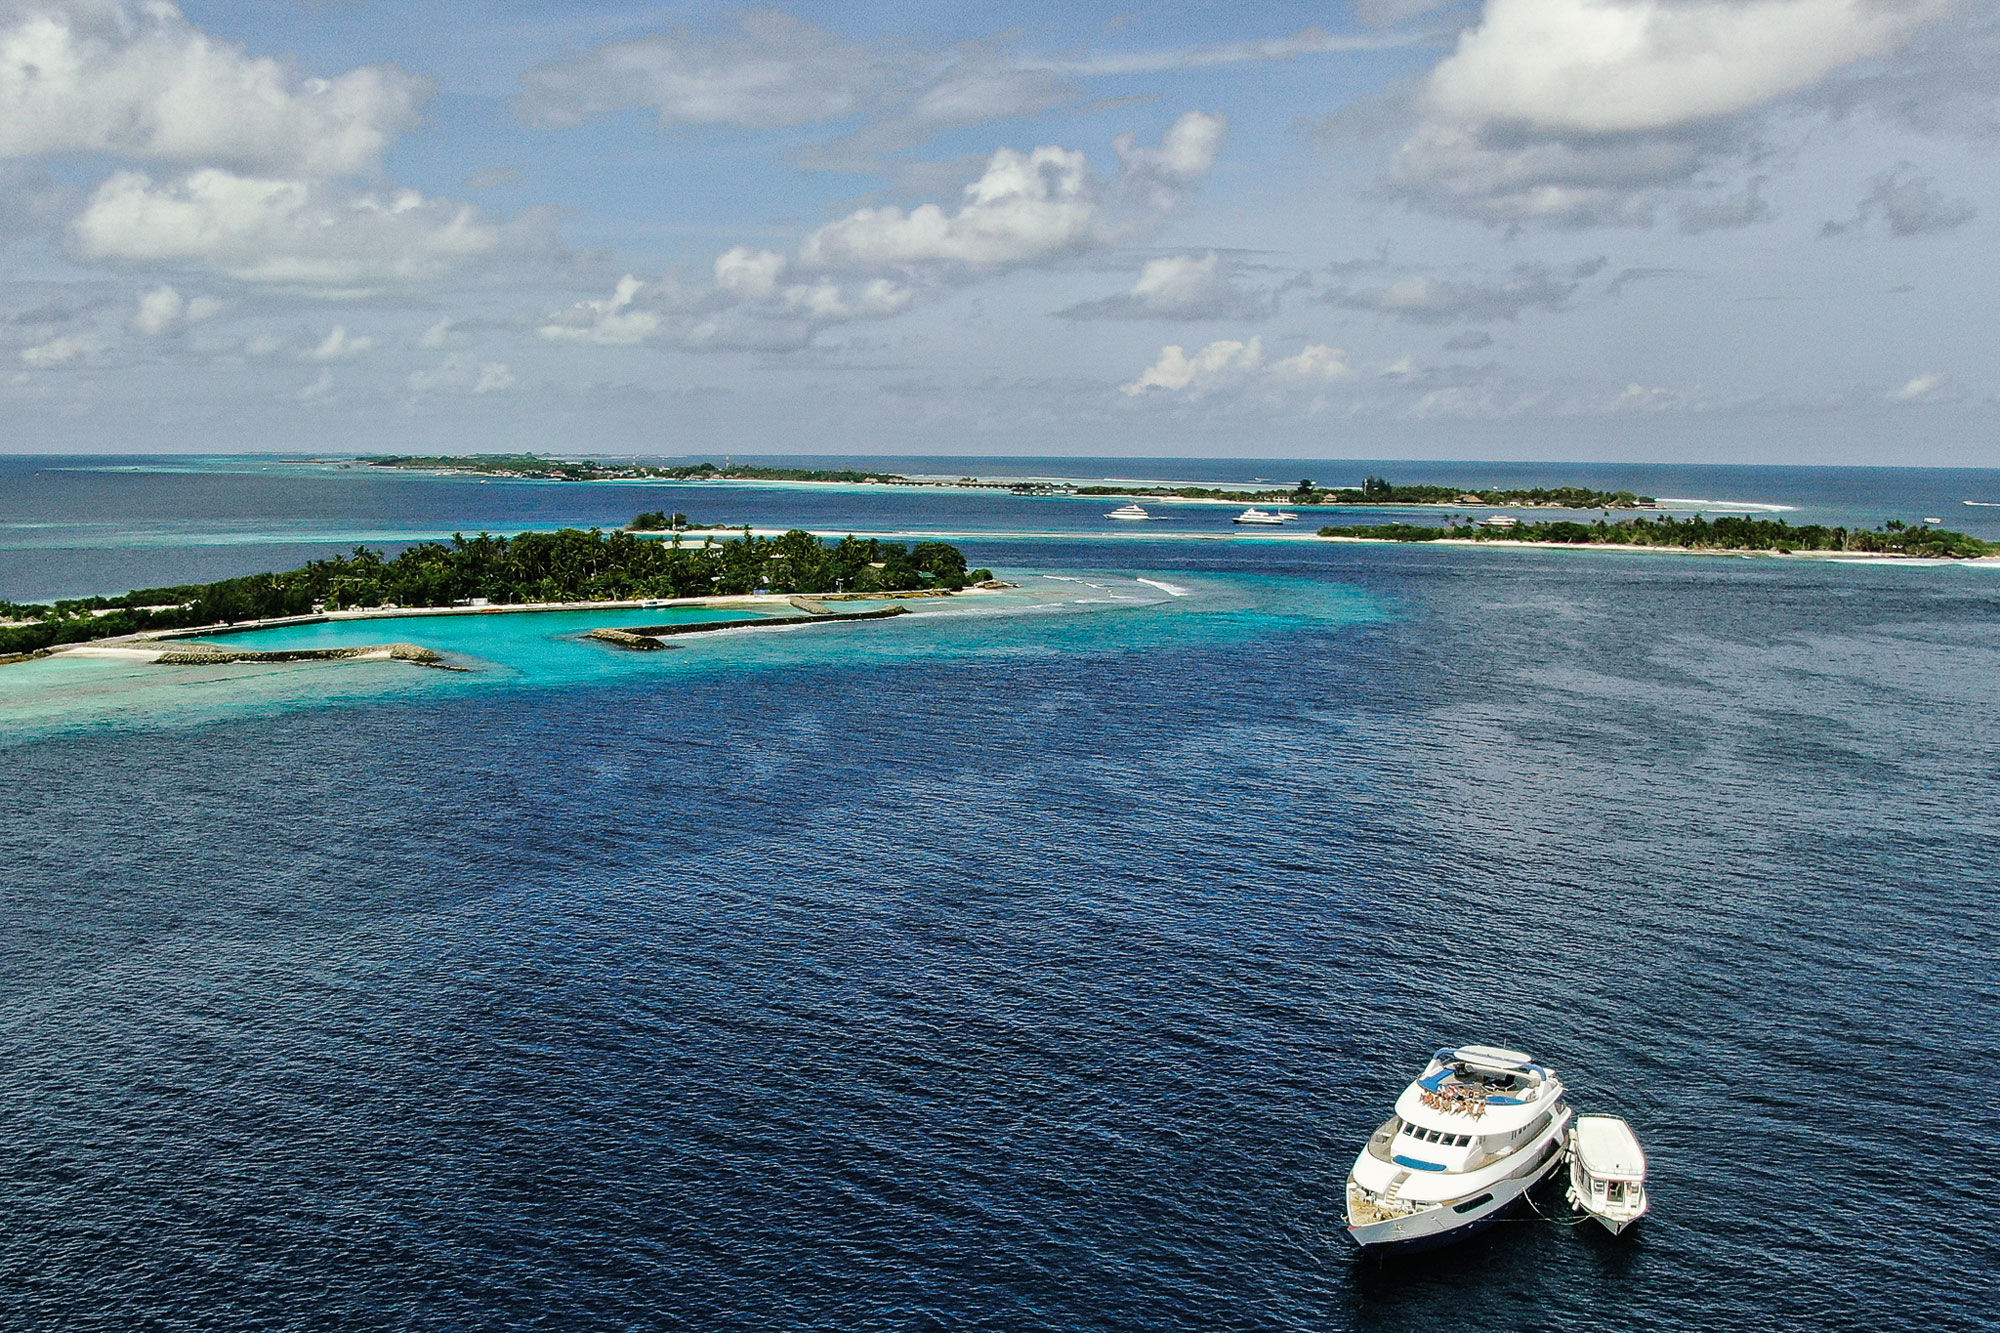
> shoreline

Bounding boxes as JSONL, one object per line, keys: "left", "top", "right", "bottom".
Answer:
{"left": 19, "top": 585, "right": 996, "bottom": 667}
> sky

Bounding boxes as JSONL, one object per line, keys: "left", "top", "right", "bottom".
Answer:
{"left": 0, "top": 0, "right": 1995, "bottom": 463}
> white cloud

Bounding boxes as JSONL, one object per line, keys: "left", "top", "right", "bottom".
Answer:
{"left": 1122, "top": 337, "right": 1264, "bottom": 396}
{"left": 1679, "top": 178, "right": 1773, "bottom": 233}
{"left": 543, "top": 114, "right": 1222, "bottom": 354}
{"left": 68, "top": 168, "right": 525, "bottom": 289}
{"left": 523, "top": 13, "right": 1376, "bottom": 168}
{"left": 418, "top": 317, "right": 453, "bottom": 349}
{"left": 130, "top": 281, "right": 218, "bottom": 334}
{"left": 0, "top": 0, "right": 425, "bottom": 176}
{"left": 1059, "top": 251, "right": 1279, "bottom": 321}
{"left": 1131, "top": 253, "right": 1226, "bottom": 309}
{"left": 1355, "top": 0, "right": 1455, "bottom": 27}
{"left": 1047, "top": 27, "right": 1415, "bottom": 76}
{"left": 714, "top": 245, "right": 786, "bottom": 299}
{"left": 519, "top": 11, "right": 896, "bottom": 131}
{"left": 296, "top": 367, "right": 333, "bottom": 401}
{"left": 1888, "top": 371, "right": 1949, "bottom": 402}
{"left": 539, "top": 269, "right": 912, "bottom": 351}
{"left": 1426, "top": 0, "right": 1951, "bottom": 135}
{"left": 1270, "top": 344, "right": 1355, "bottom": 382}
{"left": 1123, "top": 337, "right": 1357, "bottom": 397}
{"left": 242, "top": 332, "right": 282, "bottom": 357}
{"left": 1389, "top": 0, "right": 1960, "bottom": 225}
{"left": 800, "top": 145, "right": 1100, "bottom": 268}
{"left": 779, "top": 278, "right": 913, "bottom": 320}
{"left": 303, "top": 325, "right": 372, "bottom": 361}
{"left": 407, "top": 353, "right": 513, "bottom": 394}
{"left": 539, "top": 274, "right": 662, "bottom": 346}
{"left": 1328, "top": 259, "right": 1604, "bottom": 322}
{"left": 20, "top": 331, "right": 101, "bottom": 366}
{"left": 801, "top": 111, "right": 1223, "bottom": 271}
{"left": 132, "top": 283, "right": 183, "bottom": 335}
{"left": 1609, "top": 382, "right": 1679, "bottom": 412}
{"left": 1823, "top": 166, "right": 1976, "bottom": 237}
{"left": 824, "top": 49, "right": 1080, "bottom": 161}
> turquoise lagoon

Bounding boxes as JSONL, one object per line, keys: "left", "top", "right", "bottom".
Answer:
{"left": 0, "top": 572, "right": 1390, "bottom": 742}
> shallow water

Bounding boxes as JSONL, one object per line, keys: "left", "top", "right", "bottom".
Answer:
{"left": 2, "top": 468, "right": 1996, "bottom": 1332}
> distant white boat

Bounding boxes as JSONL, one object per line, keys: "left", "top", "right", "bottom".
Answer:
{"left": 1106, "top": 503, "right": 1151, "bottom": 521}
{"left": 1566, "top": 1114, "right": 1649, "bottom": 1235}
{"left": 1232, "top": 507, "right": 1288, "bottom": 526}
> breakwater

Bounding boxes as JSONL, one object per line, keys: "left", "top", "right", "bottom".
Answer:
{"left": 151, "top": 642, "right": 461, "bottom": 669}
{"left": 587, "top": 605, "right": 910, "bottom": 650}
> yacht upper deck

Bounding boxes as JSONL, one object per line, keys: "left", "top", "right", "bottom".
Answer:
{"left": 1391, "top": 1045, "right": 1560, "bottom": 1134}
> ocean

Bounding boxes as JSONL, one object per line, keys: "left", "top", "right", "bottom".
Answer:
{"left": 2, "top": 456, "right": 1994, "bottom": 1331}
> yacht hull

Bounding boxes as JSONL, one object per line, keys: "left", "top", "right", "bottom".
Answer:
{"left": 1346, "top": 1136, "right": 1565, "bottom": 1253}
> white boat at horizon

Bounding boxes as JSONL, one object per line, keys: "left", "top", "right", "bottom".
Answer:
{"left": 1232, "top": 508, "right": 1289, "bottom": 526}
{"left": 1567, "top": 1114, "right": 1648, "bottom": 1235}
{"left": 1345, "top": 1045, "right": 1573, "bottom": 1252}
{"left": 1105, "top": 503, "right": 1152, "bottom": 521}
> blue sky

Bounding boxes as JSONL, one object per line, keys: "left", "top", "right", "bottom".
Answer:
{"left": 2, "top": 1, "right": 1994, "bottom": 462}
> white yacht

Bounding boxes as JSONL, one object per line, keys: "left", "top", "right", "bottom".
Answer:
{"left": 1232, "top": 508, "right": 1288, "bottom": 525}
{"left": 1345, "top": 1045, "right": 1572, "bottom": 1251}
{"left": 1566, "top": 1115, "right": 1648, "bottom": 1234}
{"left": 1105, "top": 503, "right": 1151, "bottom": 521}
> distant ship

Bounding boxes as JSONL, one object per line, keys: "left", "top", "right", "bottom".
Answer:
{"left": 1105, "top": 503, "right": 1151, "bottom": 521}
{"left": 1232, "top": 508, "right": 1289, "bottom": 526}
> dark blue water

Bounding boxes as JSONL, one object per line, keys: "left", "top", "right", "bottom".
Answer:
{"left": 3, "top": 463, "right": 1997, "bottom": 1331}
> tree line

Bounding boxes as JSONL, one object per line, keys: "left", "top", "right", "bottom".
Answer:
{"left": 1075, "top": 476, "right": 1654, "bottom": 508}
{"left": 1315, "top": 514, "right": 1995, "bottom": 557}
{"left": 368, "top": 455, "right": 908, "bottom": 484}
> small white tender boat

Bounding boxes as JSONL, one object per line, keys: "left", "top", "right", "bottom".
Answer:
{"left": 1105, "top": 503, "right": 1151, "bottom": 521}
{"left": 1232, "top": 507, "right": 1288, "bottom": 525}
{"left": 1345, "top": 1045, "right": 1573, "bottom": 1252}
{"left": 1566, "top": 1114, "right": 1648, "bottom": 1234}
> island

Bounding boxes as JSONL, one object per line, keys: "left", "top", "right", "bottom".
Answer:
{"left": 360, "top": 456, "right": 1653, "bottom": 509}
{"left": 0, "top": 526, "right": 988, "bottom": 660}
{"left": 366, "top": 454, "right": 915, "bottom": 485}
{"left": 1075, "top": 476, "right": 1654, "bottom": 509}
{"left": 1315, "top": 514, "right": 1994, "bottom": 558}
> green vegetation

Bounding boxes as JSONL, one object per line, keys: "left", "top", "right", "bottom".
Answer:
{"left": 0, "top": 528, "right": 973, "bottom": 656}
{"left": 367, "top": 454, "right": 908, "bottom": 484}
{"left": 1076, "top": 475, "right": 1654, "bottom": 508}
{"left": 1315, "top": 514, "right": 1996, "bottom": 558}
{"left": 627, "top": 510, "right": 731, "bottom": 531}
